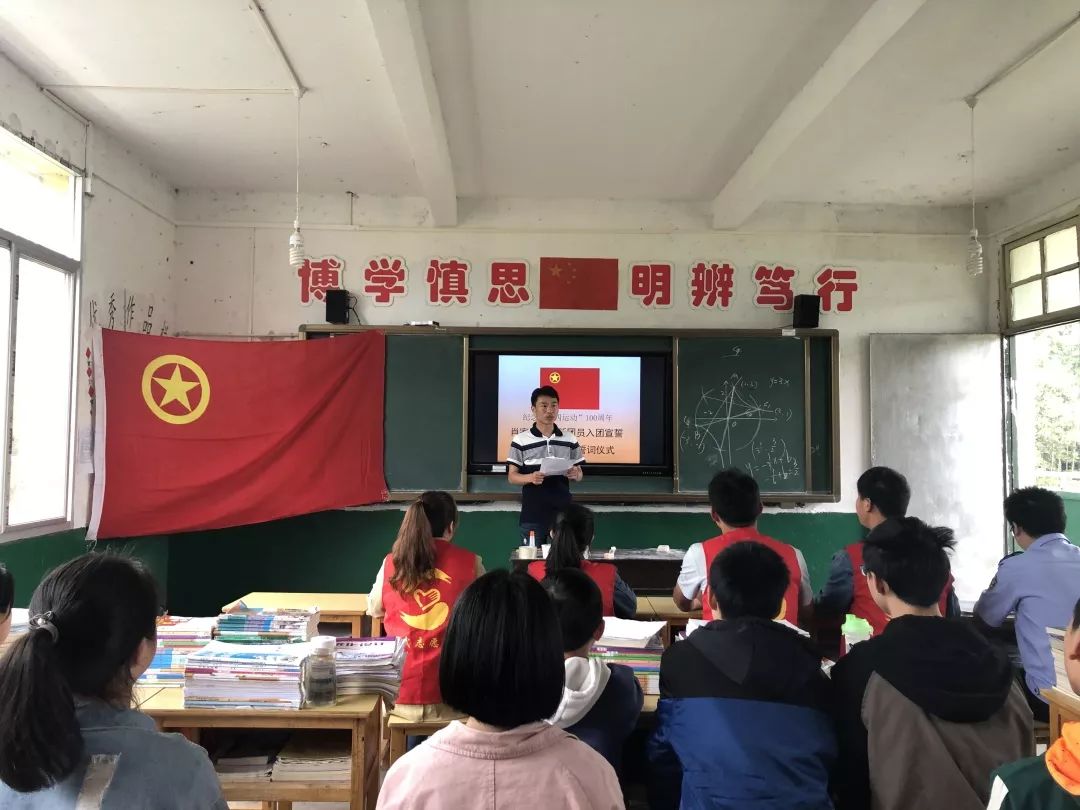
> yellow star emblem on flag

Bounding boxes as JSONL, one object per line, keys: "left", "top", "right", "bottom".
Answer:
{"left": 141, "top": 354, "right": 210, "bottom": 425}
{"left": 548, "top": 371, "right": 561, "bottom": 384}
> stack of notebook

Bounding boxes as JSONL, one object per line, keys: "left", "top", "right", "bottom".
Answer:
{"left": 138, "top": 615, "right": 217, "bottom": 687}
{"left": 216, "top": 605, "right": 319, "bottom": 644}
{"left": 271, "top": 733, "right": 352, "bottom": 783}
{"left": 335, "top": 637, "right": 407, "bottom": 703}
{"left": 183, "top": 641, "right": 308, "bottom": 709}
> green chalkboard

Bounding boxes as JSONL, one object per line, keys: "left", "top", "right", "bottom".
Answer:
{"left": 384, "top": 334, "right": 464, "bottom": 491}
{"left": 677, "top": 338, "right": 807, "bottom": 493}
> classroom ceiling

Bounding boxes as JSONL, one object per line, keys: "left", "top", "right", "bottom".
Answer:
{"left": 0, "top": 0, "right": 1078, "bottom": 226}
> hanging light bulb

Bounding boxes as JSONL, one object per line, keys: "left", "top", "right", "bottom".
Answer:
{"left": 965, "top": 96, "right": 983, "bottom": 277}
{"left": 288, "top": 92, "right": 307, "bottom": 269}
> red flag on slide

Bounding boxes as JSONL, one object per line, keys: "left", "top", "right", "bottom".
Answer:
{"left": 88, "top": 329, "right": 388, "bottom": 539}
{"left": 539, "top": 257, "right": 619, "bottom": 310}
{"left": 540, "top": 367, "right": 600, "bottom": 410}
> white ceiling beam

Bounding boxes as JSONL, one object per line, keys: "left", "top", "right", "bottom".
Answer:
{"left": 364, "top": 0, "right": 457, "bottom": 227}
{"left": 711, "top": 0, "right": 929, "bottom": 230}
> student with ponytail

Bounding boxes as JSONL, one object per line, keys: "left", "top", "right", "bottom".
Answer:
{"left": 0, "top": 562, "right": 13, "bottom": 646}
{"left": 368, "top": 491, "right": 483, "bottom": 721}
{"left": 527, "top": 503, "right": 637, "bottom": 618}
{"left": 0, "top": 553, "right": 226, "bottom": 808}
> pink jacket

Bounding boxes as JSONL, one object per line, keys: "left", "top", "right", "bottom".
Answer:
{"left": 377, "top": 720, "right": 624, "bottom": 810}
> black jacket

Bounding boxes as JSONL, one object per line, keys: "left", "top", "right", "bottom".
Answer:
{"left": 831, "top": 614, "right": 1032, "bottom": 810}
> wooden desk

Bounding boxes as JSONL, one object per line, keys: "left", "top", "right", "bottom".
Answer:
{"left": 132, "top": 686, "right": 163, "bottom": 708}
{"left": 1043, "top": 687, "right": 1080, "bottom": 743}
{"left": 140, "top": 688, "right": 380, "bottom": 810}
{"left": 223, "top": 592, "right": 368, "bottom": 638}
{"left": 643, "top": 596, "right": 701, "bottom": 647}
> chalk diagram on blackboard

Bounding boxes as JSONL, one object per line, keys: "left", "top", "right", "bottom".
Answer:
{"left": 680, "top": 374, "right": 800, "bottom": 485}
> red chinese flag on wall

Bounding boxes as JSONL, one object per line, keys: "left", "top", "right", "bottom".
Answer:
{"left": 539, "top": 257, "right": 619, "bottom": 310}
{"left": 540, "top": 367, "right": 600, "bottom": 410}
{"left": 88, "top": 329, "right": 388, "bottom": 540}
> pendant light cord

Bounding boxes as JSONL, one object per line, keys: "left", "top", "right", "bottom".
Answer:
{"left": 967, "top": 96, "right": 977, "bottom": 233}
{"left": 294, "top": 92, "right": 301, "bottom": 226}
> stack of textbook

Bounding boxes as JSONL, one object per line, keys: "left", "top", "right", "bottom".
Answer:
{"left": 591, "top": 618, "right": 667, "bottom": 696}
{"left": 183, "top": 641, "right": 307, "bottom": 709}
{"left": 1048, "top": 627, "right": 1072, "bottom": 691}
{"left": 138, "top": 615, "right": 216, "bottom": 687}
{"left": 216, "top": 605, "right": 319, "bottom": 644}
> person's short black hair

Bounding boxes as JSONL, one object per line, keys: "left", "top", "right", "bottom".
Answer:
{"left": 440, "top": 569, "right": 563, "bottom": 728}
{"left": 1004, "top": 487, "right": 1066, "bottom": 537}
{"left": 531, "top": 386, "right": 559, "bottom": 406}
{"left": 856, "top": 467, "right": 911, "bottom": 519}
{"left": 708, "top": 541, "right": 789, "bottom": 620}
{"left": 1072, "top": 596, "right": 1080, "bottom": 632}
{"left": 862, "top": 517, "right": 955, "bottom": 607}
{"left": 0, "top": 564, "right": 12, "bottom": 615}
{"left": 707, "top": 468, "right": 761, "bottom": 527}
{"left": 543, "top": 568, "right": 602, "bottom": 652}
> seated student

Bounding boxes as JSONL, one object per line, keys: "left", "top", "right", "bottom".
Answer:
{"left": 377, "top": 569, "right": 624, "bottom": 810}
{"left": 527, "top": 504, "right": 637, "bottom": 618}
{"left": 988, "top": 596, "right": 1080, "bottom": 809}
{"left": 975, "top": 487, "right": 1080, "bottom": 724}
{"left": 367, "top": 491, "right": 483, "bottom": 722}
{"left": 649, "top": 541, "right": 835, "bottom": 809}
{"left": 0, "top": 554, "right": 226, "bottom": 809}
{"left": 832, "top": 518, "right": 1032, "bottom": 810}
{"left": 816, "top": 466, "right": 960, "bottom": 633}
{"left": 0, "top": 562, "right": 12, "bottom": 646}
{"left": 543, "top": 567, "right": 643, "bottom": 771}
{"left": 672, "top": 468, "right": 811, "bottom": 626}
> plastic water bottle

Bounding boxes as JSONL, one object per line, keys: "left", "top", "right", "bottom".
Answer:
{"left": 841, "top": 614, "right": 873, "bottom": 657}
{"left": 303, "top": 636, "right": 338, "bottom": 707}
{"left": 528, "top": 530, "right": 536, "bottom": 548}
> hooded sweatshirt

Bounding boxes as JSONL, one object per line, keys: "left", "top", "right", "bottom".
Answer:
{"left": 376, "top": 720, "right": 624, "bottom": 810}
{"left": 988, "top": 721, "right": 1080, "bottom": 809}
{"left": 831, "top": 614, "right": 1034, "bottom": 810}
{"left": 647, "top": 617, "right": 836, "bottom": 810}
{"left": 549, "top": 657, "right": 643, "bottom": 771}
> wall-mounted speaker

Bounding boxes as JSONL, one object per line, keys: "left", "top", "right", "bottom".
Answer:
{"left": 792, "top": 294, "right": 820, "bottom": 329}
{"left": 325, "top": 289, "right": 350, "bottom": 325}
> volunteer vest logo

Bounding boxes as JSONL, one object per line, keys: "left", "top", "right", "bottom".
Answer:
{"left": 399, "top": 569, "right": 453, "bottom": 631}
{"left": 141, "top": 355, "right": 210, "bottom": 425}
{"left": 548, "top": 371, "right": 561, "bottom": 384}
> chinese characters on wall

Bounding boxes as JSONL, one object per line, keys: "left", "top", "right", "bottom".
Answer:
{"left": 295, "top": 256, "right": 860, "bottom": 313}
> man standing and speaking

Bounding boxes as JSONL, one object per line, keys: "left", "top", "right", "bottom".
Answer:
{"left": 507, "top": 384, "right": 585, "bottom": 544}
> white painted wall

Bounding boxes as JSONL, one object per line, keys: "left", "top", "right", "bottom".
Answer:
{"left": 1, "top": 52, "right": 178, "bottom": 532}
{"left": 174, "top": 208, "right": 989, "bottom": 513}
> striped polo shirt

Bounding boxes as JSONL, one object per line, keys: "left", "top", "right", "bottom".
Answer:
{"left": 507, "top": 424, "right": 585, "bottom": 528}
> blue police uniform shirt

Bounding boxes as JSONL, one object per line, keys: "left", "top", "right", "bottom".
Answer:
{"left": 974, "top": 533, "right": 1080, "bottom": 700}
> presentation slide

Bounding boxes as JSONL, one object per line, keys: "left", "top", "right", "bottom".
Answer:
{"left": 497, "top": 354, "right": 641, "bottom": 464}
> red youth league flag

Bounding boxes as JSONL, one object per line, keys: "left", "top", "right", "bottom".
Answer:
{"left": 539, "top": 257, "right": 619, "bottom": 310}
{"left": 88, "top": 329, "right": 388, "bottom": 539}
{"left": 541, "top": 367, "right": 600, "bottom": 410}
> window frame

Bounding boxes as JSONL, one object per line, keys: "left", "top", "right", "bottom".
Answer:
{"left": 1002, "top": 214, "right": 1080, "bottom": 334}
{"left": 0, "top": 224, "right": 80, "bottom": 539}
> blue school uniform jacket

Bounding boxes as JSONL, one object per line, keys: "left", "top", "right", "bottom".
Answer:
{"left": 647, "top": 618, "right": 836, "bottom": 810}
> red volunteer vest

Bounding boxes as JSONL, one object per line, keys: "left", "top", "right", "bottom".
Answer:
{"left": 527, "top": 559, "right": 617, "bottom": 616}
{"left": 700, "top": 528, "right": 801, "bottom": 624}
{"left": 382, "top": 540, "right": 477, "bottom": 705}
{"left": 845, "top": 542, "right": 954, "bottom": 636}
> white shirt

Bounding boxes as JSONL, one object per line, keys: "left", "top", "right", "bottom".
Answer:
{"left": 676, "top": 540, "right": 813, "bottom": 606}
